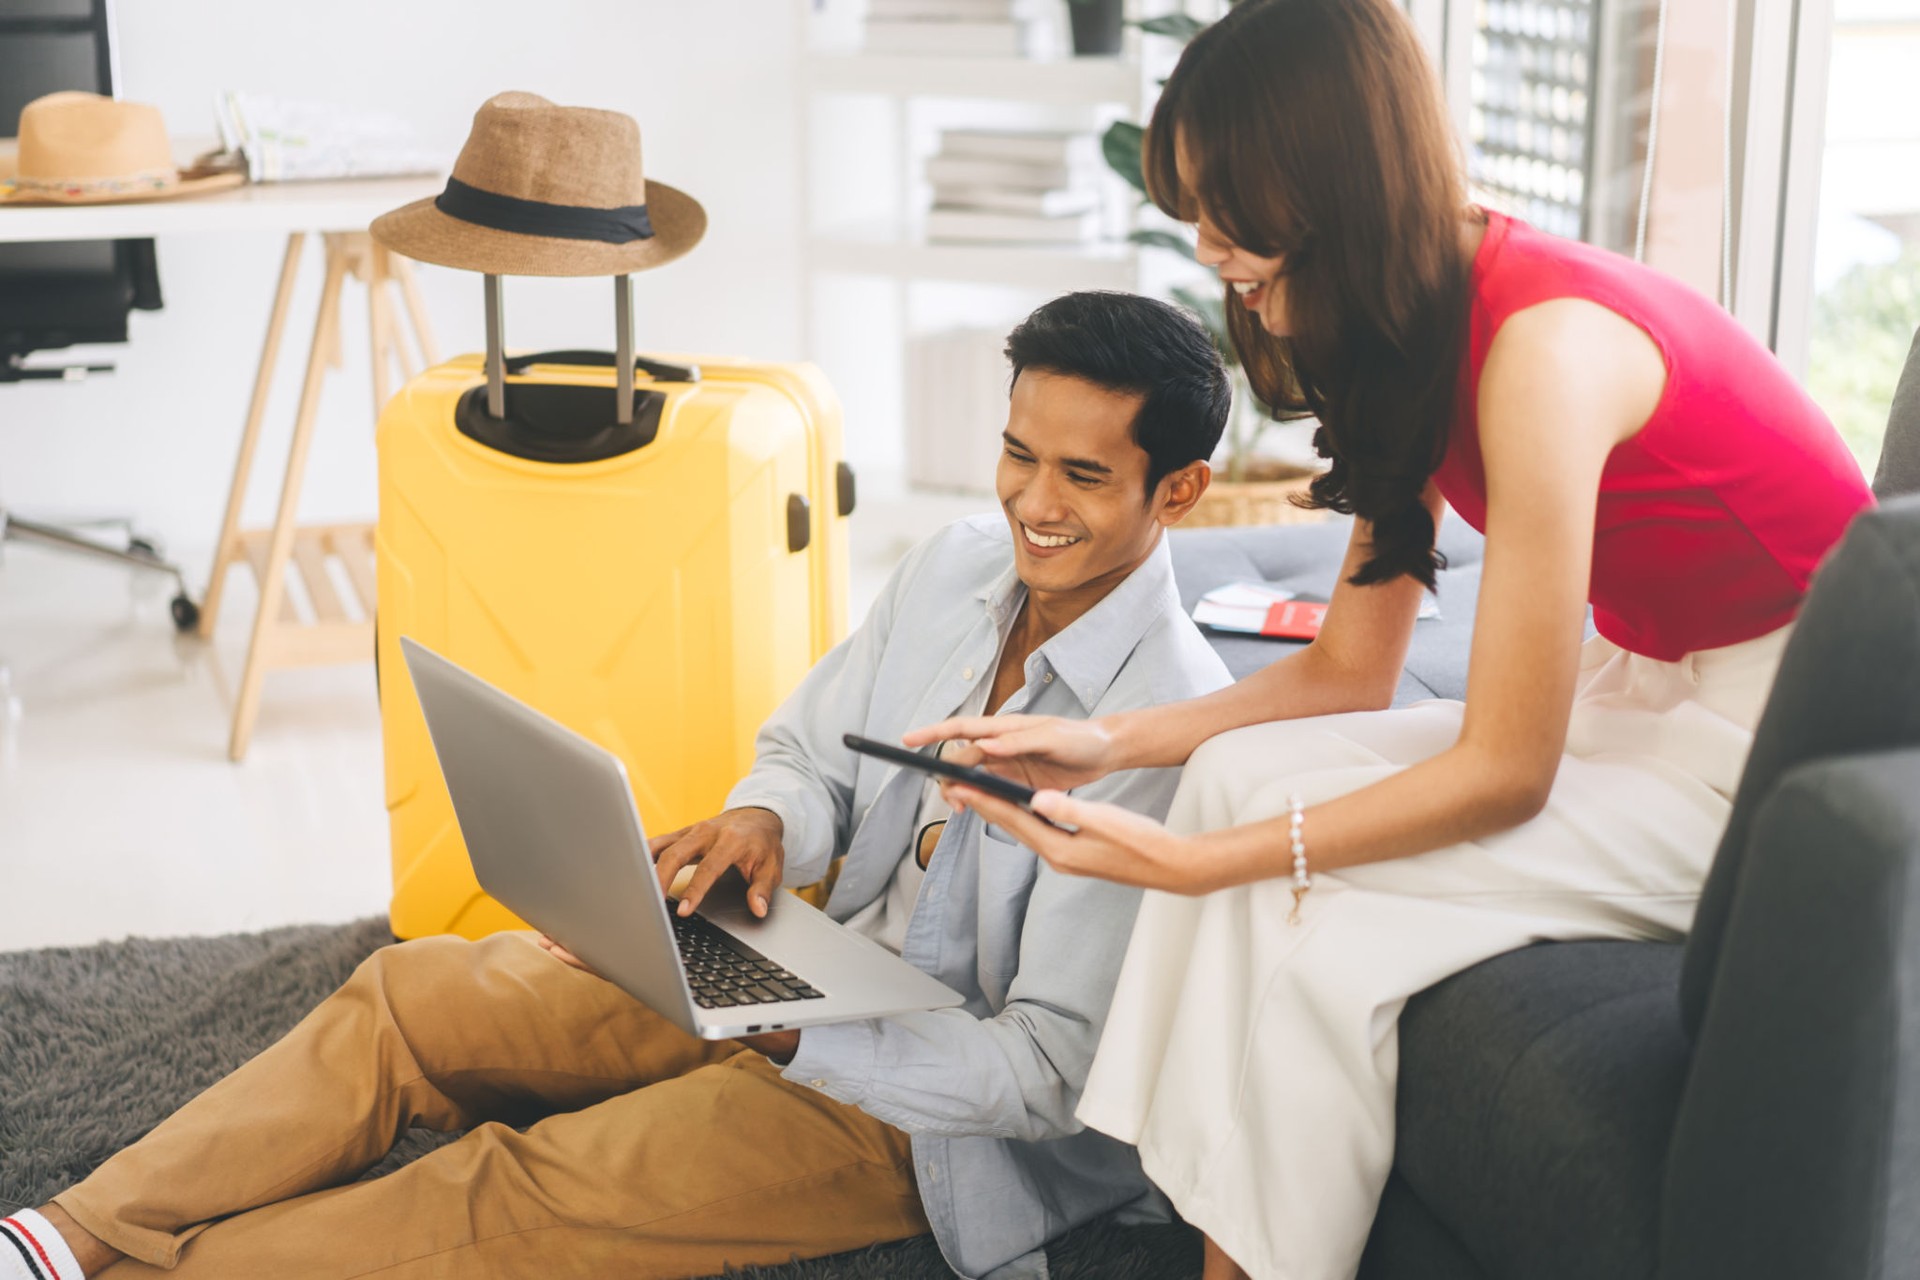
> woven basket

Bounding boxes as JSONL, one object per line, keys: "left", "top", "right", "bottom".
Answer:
{"left": 1185, "top": 474, "right": 1324, "bottom": 529}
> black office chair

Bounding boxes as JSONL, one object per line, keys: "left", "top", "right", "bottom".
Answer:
{"left": 0, "top": 0, "right": 199, "bottom": 631}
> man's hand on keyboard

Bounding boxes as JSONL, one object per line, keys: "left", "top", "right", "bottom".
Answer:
{"left": 651, "top": 807, "right": 787, "bottom": 919}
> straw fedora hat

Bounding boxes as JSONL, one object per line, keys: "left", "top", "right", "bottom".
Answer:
{"left": 1, "top": 92, "right": 243, "bottom": 205}
{"left": 371, "top": 92, "right": 705, "bottom": 277}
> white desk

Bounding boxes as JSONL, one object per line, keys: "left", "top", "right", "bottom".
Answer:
{"left": 0, "top": 175, "right": 441, "bottom": 242}
{"left": 1, "top": 174, "right": 446, "bottom": 760}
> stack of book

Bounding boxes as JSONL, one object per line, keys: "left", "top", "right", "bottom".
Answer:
{"left": 906, "top": 328, "right": 1014, "bottom": 493}
{"left": 862, "top": 0, "right": 1037, "bottom": 57}
{"left": 925, "top": 128, "right": 1102, "bottom": 245}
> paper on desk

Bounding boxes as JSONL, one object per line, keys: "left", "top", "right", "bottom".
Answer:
{"left": 1193, "top": 580, "right": 1440, "bottom": 635}
{"left": 214, "top": 92, "right": 443, "bottom": 183}
{"left": 1192, "top": 581, "right": 1297, "bottom": 633}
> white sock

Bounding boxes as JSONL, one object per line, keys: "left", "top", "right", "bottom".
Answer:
{"left": 0, "top": 1210, "right": 85, "bottom": 1280}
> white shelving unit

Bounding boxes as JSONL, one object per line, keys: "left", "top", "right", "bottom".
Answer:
{"left": 799, "top": 45, "right": 1153, "bottom": 291}
{"left": 810, "top": 224, "right": 1138, "bottom": 292}
{"left": 797, "top": 2, "right": 1178, "bottom": 491}
{"left": 805, "top": 50, "right": 1141, "bottom": 104}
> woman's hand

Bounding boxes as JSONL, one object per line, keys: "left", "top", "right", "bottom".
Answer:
{"left": 944, "top": 784, "right": 1226, "bottom": 896}
{"left": 902, "top": 714, "right": 1121, "bottom": 791}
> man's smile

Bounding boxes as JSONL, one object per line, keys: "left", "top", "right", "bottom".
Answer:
{"left": 1020, "top": 523, "right": 1084, "bottom": 552}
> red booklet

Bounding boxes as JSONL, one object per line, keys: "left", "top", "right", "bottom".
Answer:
{"left": 1261, "top": 600, "right": 1328, "bottom": 640}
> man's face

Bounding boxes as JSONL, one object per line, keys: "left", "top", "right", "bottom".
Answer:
{"left": 996, "top": 369, "right": 1172, "bottom": 598}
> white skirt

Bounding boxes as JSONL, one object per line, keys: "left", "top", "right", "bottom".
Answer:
{"left": 1076, "top": 627, "right": 1792, "bottom": 1280}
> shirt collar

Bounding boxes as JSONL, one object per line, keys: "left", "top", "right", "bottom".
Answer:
{"left": 972, "top": 533, "right": 1182, "bottom": 712}
{"left": 977, "top": 558, "right": 1025, "bottom": 627}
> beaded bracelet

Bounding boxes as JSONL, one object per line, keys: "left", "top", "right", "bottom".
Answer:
{"left": 1287, "top": 795, "right": 1311, "bottom": 924}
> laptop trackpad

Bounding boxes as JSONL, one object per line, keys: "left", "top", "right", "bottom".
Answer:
{"left": 701, "top": 881, "right": 870, "bottom": 968}
{"left": 689, "top": 869, "right": 757, "bottom": 917}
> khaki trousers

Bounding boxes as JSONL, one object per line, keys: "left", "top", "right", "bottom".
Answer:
{"left": 56, "top": 933, "right": 927, "bottom": 1279}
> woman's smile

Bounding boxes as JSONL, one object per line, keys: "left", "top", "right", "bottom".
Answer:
{"left": 1225, "top": 277, "right": 1270, "bottom": 311}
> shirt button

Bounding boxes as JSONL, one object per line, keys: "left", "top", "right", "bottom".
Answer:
{"left": 962, "top": 667, "right": 974, "bottom": 680}
{"left": 1042, "top": 672, "right": 1054, "bottom": 684}
{"left": 811, "top": 1079, "right": 827, "bottom": 1089}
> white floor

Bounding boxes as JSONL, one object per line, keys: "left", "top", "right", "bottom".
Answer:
{"left": 0, "top": 483, "right": 993, "bottom": 952}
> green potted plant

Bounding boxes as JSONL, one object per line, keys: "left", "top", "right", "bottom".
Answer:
{"left": 1102, "top": 7, "right": 1323, "bottom": 527}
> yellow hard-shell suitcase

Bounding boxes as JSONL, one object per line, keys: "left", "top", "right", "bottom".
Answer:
{"left": 376, "top": 336, "right": 853, "bottom": 940}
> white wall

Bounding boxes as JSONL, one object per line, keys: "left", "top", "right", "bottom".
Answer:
{"left": 0, "top": 0, "right": 804, "bottom": 556}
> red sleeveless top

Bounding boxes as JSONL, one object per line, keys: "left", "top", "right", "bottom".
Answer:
{"left": 1431, "top": 211, "right": 1873, "bottom": 660}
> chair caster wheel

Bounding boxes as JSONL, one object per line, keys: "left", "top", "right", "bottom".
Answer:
{"left": 171, "top": 595, "right": 201, "bottom": 632}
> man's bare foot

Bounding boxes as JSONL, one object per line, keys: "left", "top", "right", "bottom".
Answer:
{"left": 1201, "top": 1232, "right": 1252, "bottom": 1280}
{"left": 36, "top": 1203, "right": 122, "bottom": 1277}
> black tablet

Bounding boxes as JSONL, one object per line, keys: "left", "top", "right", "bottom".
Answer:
{"left": 842, "top": 733, "right": 1039, "bottom": 809}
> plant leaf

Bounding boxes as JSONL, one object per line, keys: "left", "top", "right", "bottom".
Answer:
{"left": 1101, "top": 121, "right": 1147, "bottom": 197}
{"left": 1170, "top": 284, "right": 1237, "bottom": 367}
{"left": 1128, "top": 228, "right": 1195, "bottom": 260}
{"left": 1134, "top": 13, "right": 1207, "bottom": 41}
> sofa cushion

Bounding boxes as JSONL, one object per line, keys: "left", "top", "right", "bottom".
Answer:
{"left": 1681, "top": 496, "right": 1920, "bottom": 1037}
{"left": 1391, "top": 941, "right": 1689, "bottom": 1280}
{"left": 1662, "top": 748, "right": 1920, "bottom": 1280}
{"left": 1167, "top": 517, "right": 1489, "bottom": 702}
{"left": 1358, "top": 1172, "right": 1492, "bottom": 1280}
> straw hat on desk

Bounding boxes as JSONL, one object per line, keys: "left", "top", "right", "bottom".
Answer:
{"left": 370, "top": 91, "right": 705, "bottom": 277}
{"left": 0, "top": 91, "right": 244, "bottom": 205}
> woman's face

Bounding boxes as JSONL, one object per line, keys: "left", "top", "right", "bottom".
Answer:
{"left": 1175, "top": 134, "right": 1294, "bottom": 336}
{"left": 1193, "top": 214, "right": 1292, "bottom": 336}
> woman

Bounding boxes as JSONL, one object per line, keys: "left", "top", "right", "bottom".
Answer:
{"left": 906, "top": 1, "right": 1874, "bottom": 1277}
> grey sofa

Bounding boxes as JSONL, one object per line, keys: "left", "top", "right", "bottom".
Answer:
{"left": 1163, "top": 329, "right": 1920, "bottom": 1280}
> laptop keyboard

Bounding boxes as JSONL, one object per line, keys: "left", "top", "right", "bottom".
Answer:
{"left": 667, "top": 901, "right": 827, "bottom": 1009}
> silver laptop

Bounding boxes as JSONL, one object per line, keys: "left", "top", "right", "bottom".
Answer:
{"left": 400, "top": 637, "right": 965, "bottom": 1039}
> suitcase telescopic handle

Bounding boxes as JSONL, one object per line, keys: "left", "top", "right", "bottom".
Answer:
{"left": 501, "top": 350, "right": 703, "bottom": 383}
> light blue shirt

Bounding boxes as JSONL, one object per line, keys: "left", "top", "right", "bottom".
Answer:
{"left": 726, "top": 514, "right": 1231, "bottom": 1279}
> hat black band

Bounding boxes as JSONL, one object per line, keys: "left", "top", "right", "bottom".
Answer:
{"left": 435, "top": 176, "right": 655, "bottom": 244}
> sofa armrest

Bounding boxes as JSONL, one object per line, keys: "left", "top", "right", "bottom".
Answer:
{"left": 1661, "top": 747, "right": 1920, "bottom": 1280}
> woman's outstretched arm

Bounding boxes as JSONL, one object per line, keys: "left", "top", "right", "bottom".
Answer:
{"left": 1108, "top": 498, "right": 1441, "bottom": 766}
{"left": 950, "top": 297, "right": 1668, "bottom": 893}
{"left": 904, "top": 501, "right": 1436, "bottom": 790}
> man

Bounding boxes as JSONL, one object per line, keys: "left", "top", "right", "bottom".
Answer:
{"left": 13, "top": 291, "right": 1232, "bottom": 1280}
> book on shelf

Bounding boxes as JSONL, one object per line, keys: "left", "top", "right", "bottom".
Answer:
{"left": 929, "top": 185, "right": 1098, "bottom": 216}
{"left": 938, "top": 129, "right": 1098, "bottom": 167}
{"left": 865, "top": 0, "right": 1019, "bottom": 19}
{"left": 924, "top": 153, "right": 1089, "bottom": 191}
{"left": 926, "top": 207, "right": 1102, "bottom": 244}
{"left": 862, "top": 19, "right": 1029, "bottom": 56}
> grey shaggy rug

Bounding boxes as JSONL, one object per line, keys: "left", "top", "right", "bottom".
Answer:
{"left": 0, "top": 919, "right": 1200, "bottom": 1279}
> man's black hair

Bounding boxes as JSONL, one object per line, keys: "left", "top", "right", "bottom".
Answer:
{"left": 1004, "top": 290, "right": 1231, "bottom": 497}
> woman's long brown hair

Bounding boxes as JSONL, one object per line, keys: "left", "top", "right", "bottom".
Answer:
{"left": 1145, "top": 0, "right": 1473, "bottom": 588}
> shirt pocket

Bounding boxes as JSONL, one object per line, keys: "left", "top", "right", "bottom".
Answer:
{"left": 975, "top": 826, "right": 1039, "bottom": 1001}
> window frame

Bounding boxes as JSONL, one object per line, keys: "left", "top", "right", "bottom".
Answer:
{"left": 1424, "top": 0, "right": 1836, "bottom": 364}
